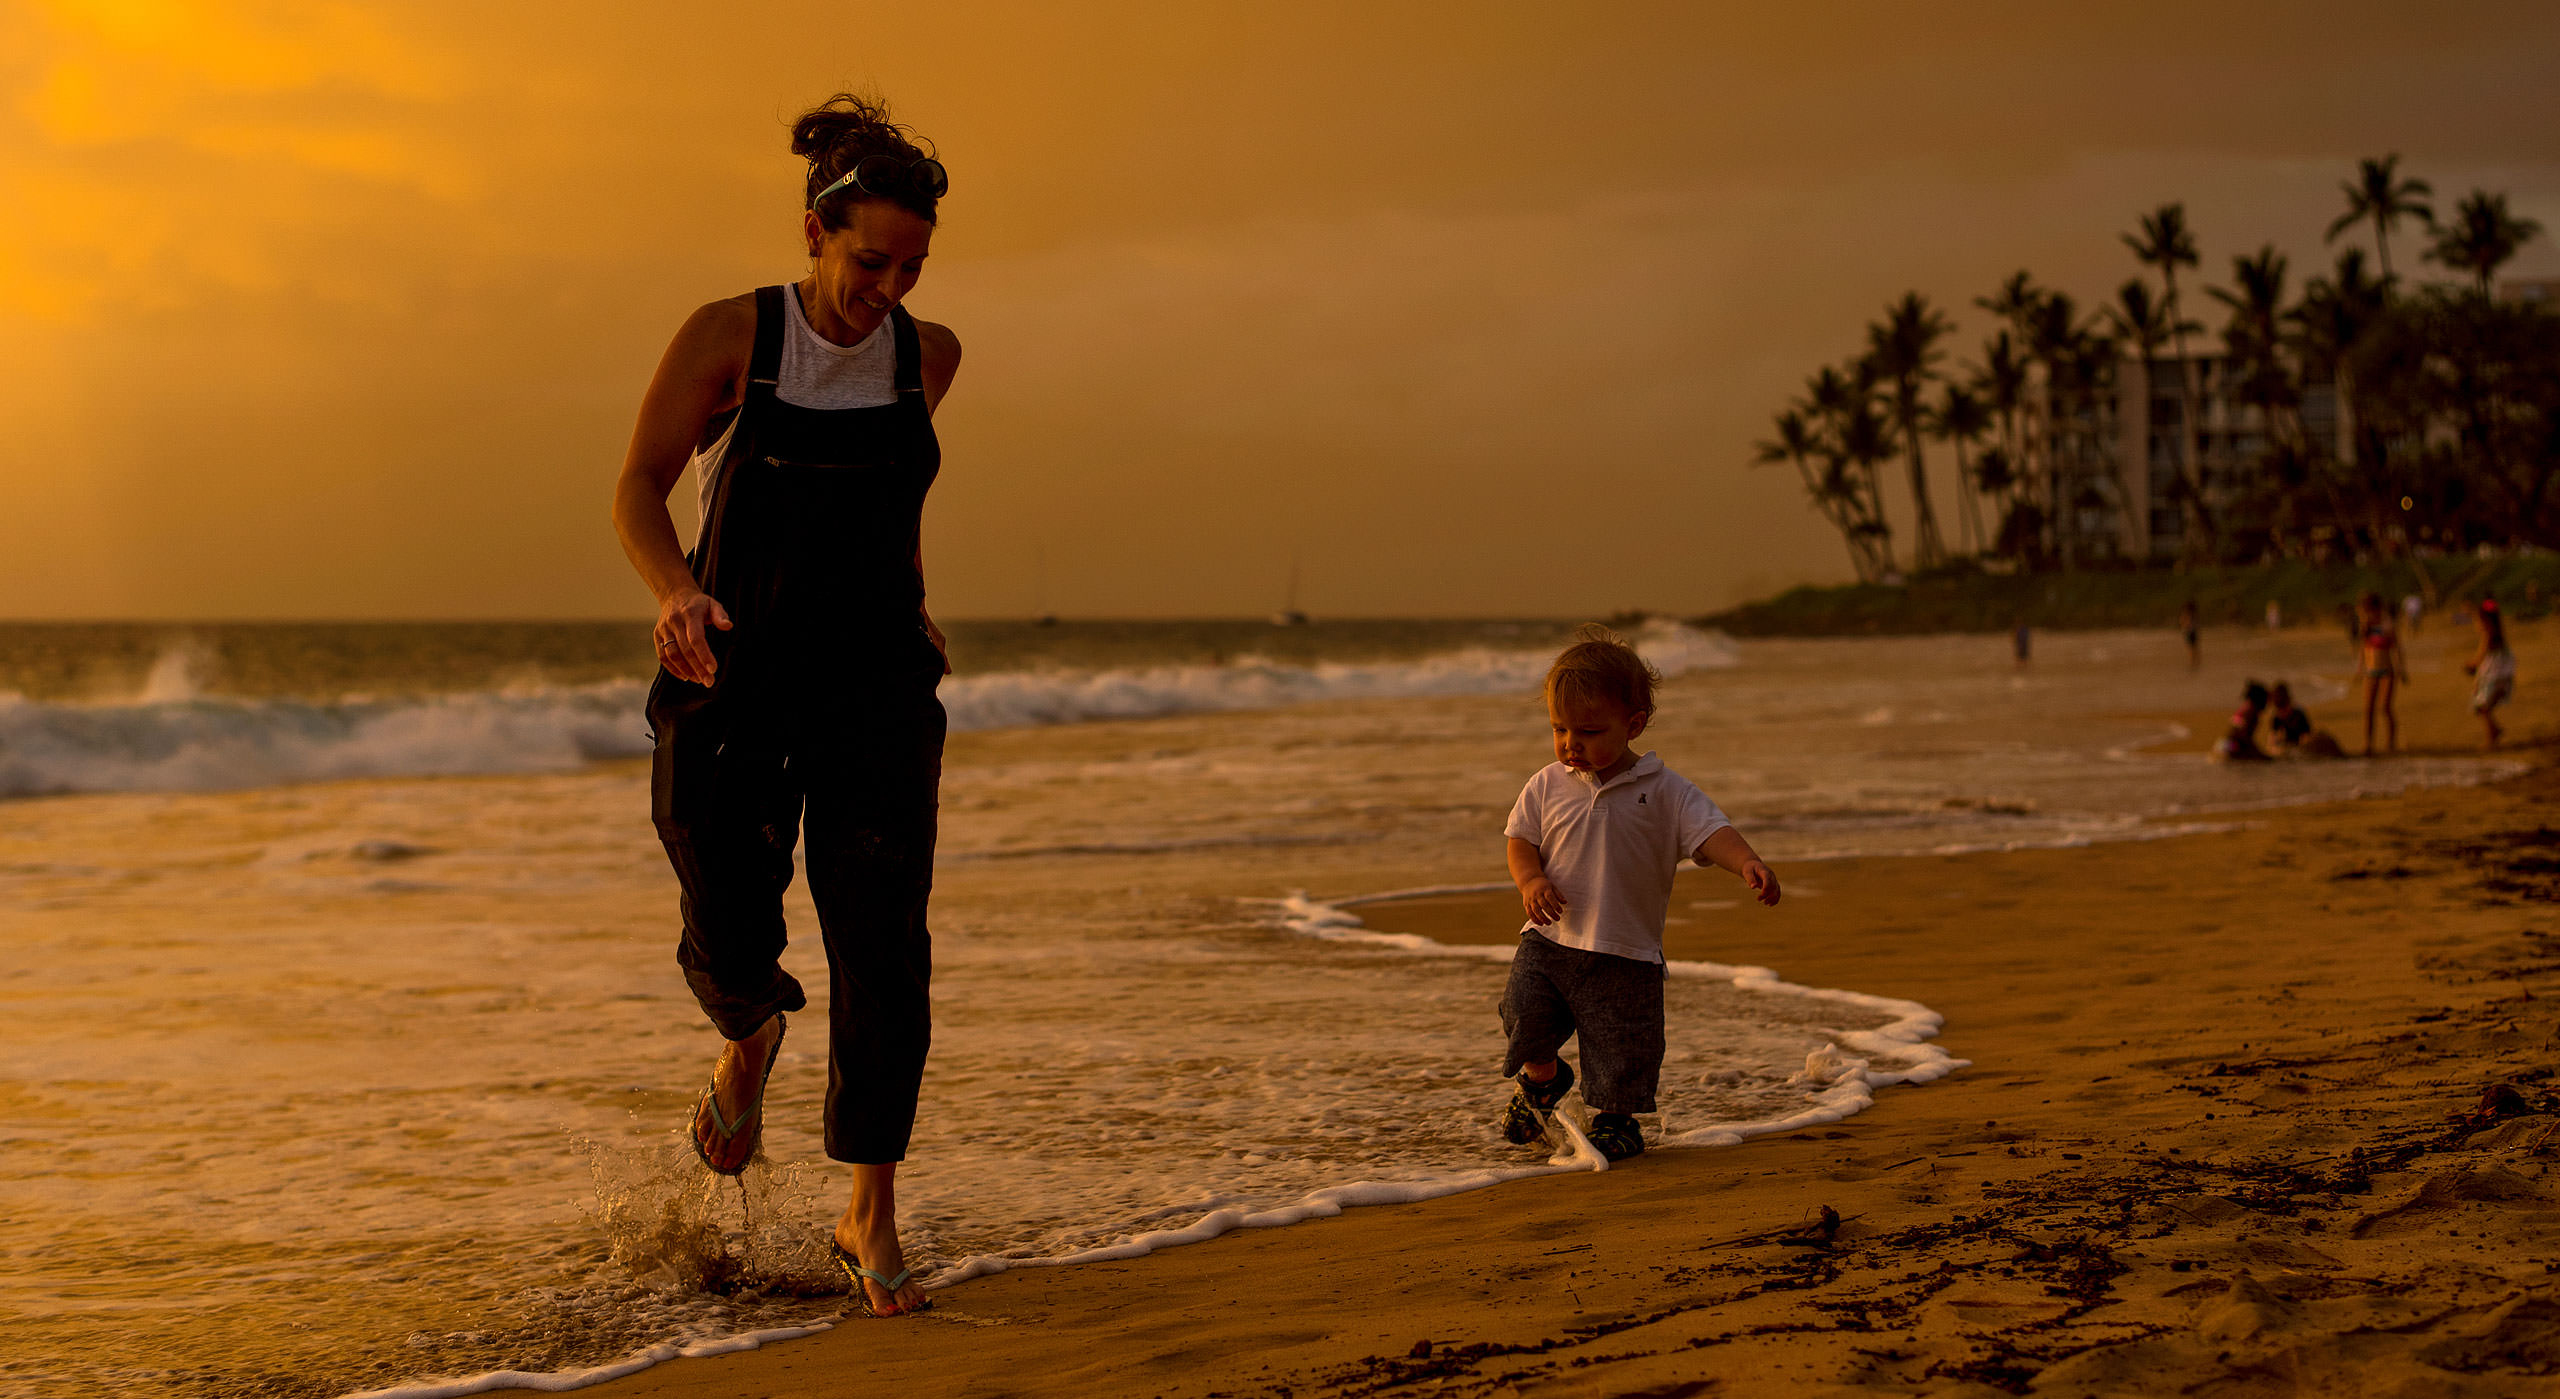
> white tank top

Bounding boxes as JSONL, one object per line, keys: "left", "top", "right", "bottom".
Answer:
{"left": 690, "top": 284, "right": 900, "bottom": 520}
{"left": 777, "top": 283, "right": 898, "bottom": 408}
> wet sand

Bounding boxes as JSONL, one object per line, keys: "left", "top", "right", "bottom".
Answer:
{"left": 597, "top": 645, "right": 2560, "bottom": 1398}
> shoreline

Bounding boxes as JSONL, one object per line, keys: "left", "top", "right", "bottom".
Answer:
{"left": 1696, "top": 556, "right": 2560, "bottom": 638}
{"left": 564, "top": 686, "right": 2558, "bottom": 1396}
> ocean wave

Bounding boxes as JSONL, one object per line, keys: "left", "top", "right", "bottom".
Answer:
{"left": 0, "top": 623, "right": 1737, "bottom": 797}
{"left": 0, "top": 684, "right": 657, "bottom": 799}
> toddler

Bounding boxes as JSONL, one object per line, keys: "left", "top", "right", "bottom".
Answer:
{"left": 1499, "top": 627, "right": 1779, "bottom": 1162}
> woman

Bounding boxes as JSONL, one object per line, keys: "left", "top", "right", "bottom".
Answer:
{"left": 610, "top": 93, "right": 961, "bottom": 1320}
{"left": 2353, "top": 591, "right": 2405, "bottom": 756}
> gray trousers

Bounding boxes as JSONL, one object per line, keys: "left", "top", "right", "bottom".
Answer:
{"left": 1499, "top": 931, "right": 1666, "bottom": 1114}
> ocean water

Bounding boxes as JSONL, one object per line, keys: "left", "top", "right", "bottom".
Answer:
{"left": 0, "top": 618, "right": 2517, "bottom": 1398}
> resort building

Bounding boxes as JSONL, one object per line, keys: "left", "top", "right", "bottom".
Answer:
{"left": 2037, "top": 351, "right": 2348, "bottom": 565}
{"left": 2501, "top": 277, "right": 2560, "bottom": 307}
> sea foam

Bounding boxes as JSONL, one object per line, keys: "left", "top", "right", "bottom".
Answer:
{"left": 339, "top": 882, "right": 1958, "bottom": 1399}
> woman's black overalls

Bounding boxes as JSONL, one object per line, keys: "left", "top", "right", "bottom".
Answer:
{"left": 647, "top": 286, "right": 946, "bottom": 1165}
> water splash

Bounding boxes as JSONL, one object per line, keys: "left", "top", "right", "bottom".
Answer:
{"left": 580, "top": 1136, "right": 844, "bottom": 1300}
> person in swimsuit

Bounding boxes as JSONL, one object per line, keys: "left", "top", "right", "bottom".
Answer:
{"left": 2354, "top": 590, "right": 2405, "bottom": 757}
{"left": 609, "top": 93, "right": 961, "bottom": 1320}
{"left": 2266, "top": 682, "right": 2343, "bottom": 758}
{"left": 2466, "top": 597, "right": 2516, "bottom": 751}
{"left": 2212, "top": 681, "right": 2271, "bottom": 762}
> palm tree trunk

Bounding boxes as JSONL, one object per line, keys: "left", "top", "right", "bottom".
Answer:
{"left": 1952, "top": 437, "right": 1983, "bottom": 556}
{"left": 1897, "top": 390, "right": 1946, "bottom": 570}
{"left": 2164, "top": 273, "right": 2210, "bottom": 565}
{"left": 1788, "top": 449, "right": 1878, "bottom": 583}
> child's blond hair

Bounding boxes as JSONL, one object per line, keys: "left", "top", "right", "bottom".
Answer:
{"left": 1543, "top": 624, "right": 1659, "bottom": 717}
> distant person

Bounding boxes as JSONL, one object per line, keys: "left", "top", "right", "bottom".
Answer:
{"left": 2179, "top": 600, "right": 2200, "bottom": 670}
{"left": 2264, "top": 599, "right": 2283, "bottom": 631}
{"left": 2402, "top": 592, "right": 2425, "bottom": 638}
{"left": 2467, "top": 598, "right": 2516, "bottom": 750}
{"left": 2213, "top": 681, "right": 2272, "bottom": 762}
{"left": 1498, "top": 627, "right": 1779, "bottom": 1163}
{"left": 2267, "top": 682, "right": 2344, "bottom": 758}
{"left": 609, "top": 93, "right": 960, "bottom": 1320}
{"left": 2354, "top": 591, "right": 2407, "bottom": 756}
{"left": 2013, "top": 619, "right": 2032, "bottom": 666}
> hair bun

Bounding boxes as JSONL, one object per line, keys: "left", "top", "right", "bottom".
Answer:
{"left": 791, "top": 92, "right": 939, "bottom": 226}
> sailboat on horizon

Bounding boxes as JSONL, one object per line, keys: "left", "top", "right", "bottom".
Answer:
{"left": 1271, "top": 556, "right": 1310, "bottom": 628}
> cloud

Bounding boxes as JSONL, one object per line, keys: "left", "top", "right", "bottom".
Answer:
{"left": 1, "top": 0, "right": 477, "bottom": 320}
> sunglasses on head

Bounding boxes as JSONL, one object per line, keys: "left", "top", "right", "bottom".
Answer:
{"left": 810, "top": 154, "right": 950, "bottom": 209}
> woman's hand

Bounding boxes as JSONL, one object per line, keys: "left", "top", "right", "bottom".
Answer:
{"left": 655, "top": 589, "right": 732, "bottom": 685}
{"left": 922, "top": 610, "right": 951, "bottom": 675}
{"left": 1520, "top": 876, "right": 1568, "bottom": 926}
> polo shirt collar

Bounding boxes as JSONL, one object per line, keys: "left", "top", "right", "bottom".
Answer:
{"left": 1572, "top": 750, "right": 1662, "bottom": 791}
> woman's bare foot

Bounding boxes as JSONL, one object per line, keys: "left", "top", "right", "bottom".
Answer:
{"left": 837, "top": 1164, "right": 928, "bottom": 1316}
{"left": 692, "top": 1015, "right": 783, "bottom": 1172}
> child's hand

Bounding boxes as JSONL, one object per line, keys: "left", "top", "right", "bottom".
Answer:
{"left": 1521, "top": 876, "right": 1568, "bottom": 926}
{"left": 1742, "top": 860, "right": 1781, "bottom": 907}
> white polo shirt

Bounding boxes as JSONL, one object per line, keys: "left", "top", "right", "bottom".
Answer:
{"left": 1504, "top": 751, "right": 1731, "bottom": 964}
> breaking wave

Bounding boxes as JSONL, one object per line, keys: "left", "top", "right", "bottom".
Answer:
{"left": 0, "top": 623, "right": 1736, "bottom": 797}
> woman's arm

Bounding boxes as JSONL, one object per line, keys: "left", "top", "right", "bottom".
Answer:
{"left": 611, "top": 295, "right": 754, "bottom": 685}
{"left": 912, "top": 318, "right": 963, "bottom": 672}
{"left": 915, "top": 318, "right": 963, "bottom": 414}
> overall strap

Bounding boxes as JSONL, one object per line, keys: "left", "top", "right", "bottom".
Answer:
{"left": 748, "top": 285, "right": 787, "bottom": 388}
{"left": 891, "top": 305, "right": 923, "bottom": 395}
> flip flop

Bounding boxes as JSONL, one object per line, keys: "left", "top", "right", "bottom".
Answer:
{"left": 690, "top": 1014, "right": 785, "bottom": 1176}
{"left": 832, "top": 1238, "right": 933, "bottom": 1317}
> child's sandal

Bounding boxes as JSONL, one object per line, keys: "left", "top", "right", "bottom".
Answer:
{"left": 1499, "top": 1059, "right": 1576, "bottom": 1145}
{"left": 1586, "top": 1111, "right": 1645, "bottom": 1162}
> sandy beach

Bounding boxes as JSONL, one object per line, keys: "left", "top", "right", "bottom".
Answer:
{"left": 7, "top": 620, "right": 2546, "bottom": 1397}
{"left": 596, "top": 645, "right": 2560, "bottom": 1399}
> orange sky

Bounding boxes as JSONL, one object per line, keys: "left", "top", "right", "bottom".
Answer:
{"left": 6, "top": 1, "right": 2559, "bottom": 619}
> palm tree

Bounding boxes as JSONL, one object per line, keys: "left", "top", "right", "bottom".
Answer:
{"left": 2105, "top": 280, "right": 2202, "bottom": 560}
{"left": 2129, "top": 207, "right": 2211, "bottom": 556}
{"left": 2426, "top": 190, "right": 2546, "bottom": 297}
{"left": 1933, "top": 381, "right": 1993, "bottom": 556}
{"left": 1834, "top": 396, "right": 1901, "bottom": 576}
{"left": 1974, "top": 445, "right": 2019, "bottom": 550}
{"left": 2292, "top": 248, "right": 2391, "bottom": 553}
{"left": 1805, "top": 365, "right": 1897, "bottom": 574}
{"left": 2124, "top": 203, "right": 2209, "bottom": 559}
{"left": 1864, "top": 292, "right": 1955, "bottom": 570}
{"left": 2105, "top": 279, "right": 2193, "bottom": 365}
{"left": 1975, "top": 270, "right": 2044, "bottom": 340}
{"left": 1971, "top": 331, "right": 2030, "bottom": 482}
{"left": 2210, "top": 246, "right": 2293, "bottom": 367}
{"left": 1757, "top": 407, "right": 1881, "bottom": 581}
{"left": 2028, "top": 293, "right": 2128, "bottom": 565}
{"left": 2324, "top": 154, "right": 2434, "bottom": 288}
{"left": 2293, "top": 248, "right": 2387, "bottom": 364}
{"left": 2209, "top": 246, "right": 2305, "bottom": 553}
